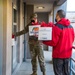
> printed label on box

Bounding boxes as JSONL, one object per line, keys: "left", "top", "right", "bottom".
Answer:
{"left": 38, "top": 27, "right": 52, "bottom": 40}
{"left": 29, "top": 25, "right": 40, "bottom": 36}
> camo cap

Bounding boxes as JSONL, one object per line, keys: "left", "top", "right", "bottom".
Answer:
{"left": 30, "top": 13, "right": 37, "bottom": 19}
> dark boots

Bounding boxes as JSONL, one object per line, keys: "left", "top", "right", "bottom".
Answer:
{"left": 43, "top": 71, "right": 46, "bottom": 75}
{"left": 31, "top": 71, "right": 46, "bottom": 75}
{"left": 31, "top": 71, "right": 37, "bottom": 75}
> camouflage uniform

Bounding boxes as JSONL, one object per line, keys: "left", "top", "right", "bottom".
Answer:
{"left": 15, "top": 21, "right": 46, "bottom": 75}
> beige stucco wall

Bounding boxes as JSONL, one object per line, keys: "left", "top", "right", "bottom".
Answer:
{"left": 19, "top": 0, "right": 24, "bottom": 63}
{"left": 1, "top": 0, "right": 24, "bottom": 75}
{"left": 6, "top": 1, "right": 12, "bottom": 75}
{"left": 2, "top": 0, "right": 12, "bottom": 75}
{"left": 0, "top": 0, "right": 24, "bottom": 75}
{"left": 0, "top": 0, "right": 3, "bottom": 75}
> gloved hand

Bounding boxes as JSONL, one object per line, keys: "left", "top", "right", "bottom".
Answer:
{"left": 12, "top": 33, "right": 16, "bottom": 37}
{"left": 41, "top": 21, "right": 54, "bottom": 27}
{"left": 48, "top": 22, "right": 54, "bottom": 27}
{"left": 12, "top": 33, "right": 15, "bottom": 38}
{"left": 40, "top": 21, "right": 48, "bottom": 27}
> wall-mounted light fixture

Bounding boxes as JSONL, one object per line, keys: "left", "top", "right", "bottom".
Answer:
{"left": 37, "top": 6, "right": 45, "bottom": 9}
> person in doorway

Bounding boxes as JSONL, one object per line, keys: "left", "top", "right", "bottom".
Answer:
{"left": 43, "top": 10, "right": 74, "bottom": 75}
{"left": 15, "top": 13, "right": 46, "bottom": 75}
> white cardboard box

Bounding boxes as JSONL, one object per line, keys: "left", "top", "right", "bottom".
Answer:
{"left": 29, "top": 25, "right": 40, "bottom": 36}
{"left": 38, "top": 27, "right": 52, "bottom": 40}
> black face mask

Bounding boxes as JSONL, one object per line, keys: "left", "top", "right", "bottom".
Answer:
{"left": 31, "top": 20, "right": 35, "bottom": 23}
{"left": 55, "top": 18, "right": 57, "bottom": 22}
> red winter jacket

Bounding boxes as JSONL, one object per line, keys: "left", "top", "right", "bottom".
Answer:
{"left": 43, "top": 18, "right": 74, "bottom": 58}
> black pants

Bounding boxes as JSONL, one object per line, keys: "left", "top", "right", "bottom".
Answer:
{"left": 53, "top": 58, "right": 70, "bottom": 75}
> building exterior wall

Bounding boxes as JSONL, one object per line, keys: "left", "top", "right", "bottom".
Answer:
{"left": 12, "top": 0, "right": 24, "bottom": 71}
{"left": 48, "top": 11, "right": 53, "bottom": 22}
{"left": 53, "top": 1, "right": 67, "bottom": 23}
{"left": 0, "top": 0, "right": 3, "bottom": 75}
{"left": 26, "top": 5, "right": 34, "bottom": 59}
{"left": 2, "top": 0, "right": 12, "bottom": 75}
{"left": 19, "top": 0, "right": 24, "bottom": 63}
{"left": 37, "top": 12, "right": 48, "bottom": 23}
{"left": 49, "top": 1, "right": 67, "bottom": 24}
{"left": 12, "top": 0, "right": 19, "bottom": 72}
{"left": 66, "top": 0, "right": 75, "bottom": 45}
{"left": 48, "top": 11, "right": 53, "bottom": 51}
{"left": 0, "top": 0, "right": 24, "bottom": 75}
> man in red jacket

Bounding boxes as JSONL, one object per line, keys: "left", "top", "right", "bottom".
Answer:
{"left": 43, "top": 10, "right": 74, "bottom": 75}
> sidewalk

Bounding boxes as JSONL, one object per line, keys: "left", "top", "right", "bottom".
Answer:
{"left": 13, "top": 51, "right": 54, "bottom": 75}
{"left": 13, "top": 49, "right": 75, "bottom": 75}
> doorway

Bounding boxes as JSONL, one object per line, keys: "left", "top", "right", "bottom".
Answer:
{"left": 12, "top": 7, "right": 18, "bottom": 73}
